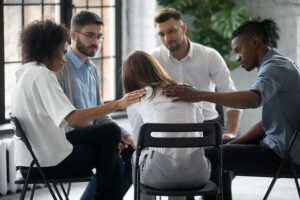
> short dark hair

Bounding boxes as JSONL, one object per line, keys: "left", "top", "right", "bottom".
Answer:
{"left": 154, "top": 8, "right": 182, "bottom": 25}
{"left": 71, "top": 11, "right": 103, "bottom": 30}
{"left": 231, "top": 19, "right": 280, "bottom": 47}
{"left": 19, "top": 20, "right": 68, "bottom": 64}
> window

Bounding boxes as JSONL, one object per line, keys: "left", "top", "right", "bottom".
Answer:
{"left": 0, "top": 0, "right": 122, "bottom": 124}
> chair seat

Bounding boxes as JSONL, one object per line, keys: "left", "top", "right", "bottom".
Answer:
{"left": 15, "top": 171, "right": 94, "bottom": 184}
{"left": 140, "top": 180, "right": 219, "bottom": 196}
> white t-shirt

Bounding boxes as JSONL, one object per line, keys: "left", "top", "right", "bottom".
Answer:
{"left": 11, "top": 62, "right": 76, "bottom": 167}
{"left": 151, "top": 42, "right": 239, "bottom": 120}
{"left": 127, "top": 86, "right": 204, "bottom": 162}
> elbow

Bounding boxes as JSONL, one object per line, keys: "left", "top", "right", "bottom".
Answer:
{"left": 65, "top": 110, "right": 91, "bottom": 128}
{"left": 65, "top": 110, "right": 79, "bottom": 128}
{"left": 247, "top": 92, "right": 261, "bottom": 108}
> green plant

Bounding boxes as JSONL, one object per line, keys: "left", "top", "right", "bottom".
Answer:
{"left": 156, "top": 0, "right": 257, "bottom": 70}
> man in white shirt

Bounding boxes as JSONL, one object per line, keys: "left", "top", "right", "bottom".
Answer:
{"left": 151, "top": 8, "right": 241, "bottom": 138}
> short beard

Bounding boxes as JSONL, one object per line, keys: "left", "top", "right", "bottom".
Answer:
{"left": 76, "top": 37, "right": 98, "bottom": 57}
{"left": 168, "top": 44, "right": 181, "bottom": 52}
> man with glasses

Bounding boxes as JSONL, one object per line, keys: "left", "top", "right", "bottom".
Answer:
{"left": 57, "top": 11, "right": 134, "bottom": 200}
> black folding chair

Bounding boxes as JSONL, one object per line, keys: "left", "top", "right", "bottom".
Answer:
{"left": 263, "top": 128, "right": 300, "bottom": 199}
{"left": 234, "top": 128, "right": 300, "bottom": 200}
{"left": 134, "top": 122, "right": 223, "bottom": 200}
{"left": 10, "top": 115, "right": 93, "bottom": 200}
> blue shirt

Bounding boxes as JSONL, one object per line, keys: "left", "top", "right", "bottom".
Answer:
{"left": 65, "top": 47, "right": 97, "bottom": 110}
{"left": 249, "top": 48, "right": 300, "bottom": 165}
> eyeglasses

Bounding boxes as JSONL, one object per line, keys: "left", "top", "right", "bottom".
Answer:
{"left": 76, "top": 31, "right": 104, "bottom": 42}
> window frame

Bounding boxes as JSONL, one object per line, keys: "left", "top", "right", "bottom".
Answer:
{"left": 0, "top": 0, "right": 122, "bottom": 125}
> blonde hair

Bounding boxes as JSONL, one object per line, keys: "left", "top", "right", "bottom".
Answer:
{"left": 122, "top": 51, "right": 177, "bottom": 99}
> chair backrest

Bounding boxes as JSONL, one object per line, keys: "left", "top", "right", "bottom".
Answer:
{"left": 10, "top": 115, "right": 38, "bottom": 164}
{"left": 137, "top": 122, "right": 222, "bottom": 150}
{"left": 134, "top": 122, "right": 223, "bottom": 200}
{"left": 215, "top": 104, "right": 224, "bottom": 126}
{"left": 285, "top": 127, "right": 300, "bottom": 158}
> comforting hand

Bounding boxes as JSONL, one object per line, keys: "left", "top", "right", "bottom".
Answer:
{"left": 117, "top": 89, "right": 146, "bottom": 109}
{"left": 163, "top": 84, "right": 202, "bottom": 102}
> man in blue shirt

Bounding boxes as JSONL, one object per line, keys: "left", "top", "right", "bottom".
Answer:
{"left": 164, "top": 19, "right": 300, "bottom": 199}
{"left": 57, "top": 11, "right": 134, "bottom": 199}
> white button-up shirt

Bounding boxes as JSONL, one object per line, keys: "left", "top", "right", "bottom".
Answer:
{"left": 151, "top": 41, "right": 239, "bottom": 120}
{"left": 127, "top": 86, "right": 204, "bottom": 162}
{"left": 12, "top": 62, "right": 75, "bottom": 167}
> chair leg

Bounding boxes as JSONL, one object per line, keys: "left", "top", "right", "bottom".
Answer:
{"left": 19, "top": 181, "right": 29, "bottom": 200}
{"left": 67, "top": 182, "right": 71, "bottom": 196}
{"left": 60, "top": 183, "right": 70, "bottom": 200}
{"left": 53, "top": 183, "right": 63, "bottom": 200}
{"left": 30, "top": 184, "right": 37, "bottom": 200}
{"left": 35, "top": 165, "right": 57, "bottom": 200}
{"left": 289, "top": 161, "right": 300, "bottom": 198}
{"left": 263, "top": 160, "right": 287, "bottom": 200}
{"left": 20, "top": 165, "right": 34, "bottom": 200}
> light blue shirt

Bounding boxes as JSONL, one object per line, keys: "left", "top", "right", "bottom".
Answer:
{"left": 65, "top": 47, "right": 97, "bottom": 110}
{"left": 249, "top": 48, "right": 300, "bottom": 165}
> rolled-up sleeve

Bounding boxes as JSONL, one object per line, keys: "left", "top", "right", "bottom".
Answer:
{"left": 249, "top": 65, "right": 283, "bottom": 107}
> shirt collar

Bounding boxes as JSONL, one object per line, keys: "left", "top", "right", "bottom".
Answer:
{"left": 166, "top": 39, "right": 193, "bottom": 61}
{"left": 66, "top": 46, "right": 90, "bottom": 69}
{"left": 258, "top": 48, "right": 279, "bottom": 69}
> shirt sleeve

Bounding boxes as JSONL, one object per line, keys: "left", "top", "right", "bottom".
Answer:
{"left": 208, "top": 50, "right": 237, "bottom": 93}
{"left": 126, "top": 103, "right": 144, "bottom": 147}
{"left": 35, "top": 70, "right": 75, "bottom": 128}
{"left": 208, "top": 49, "right": 242, "bottom": 112}
{"left": 249, "top": 65, "right": 283, "bottom": 106}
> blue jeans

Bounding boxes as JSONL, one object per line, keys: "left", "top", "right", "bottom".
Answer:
{"left": 80, "top": 146, "right": 134, "bottom": 200}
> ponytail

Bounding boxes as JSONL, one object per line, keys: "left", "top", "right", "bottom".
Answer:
{"left": 232, "top": 19, "right": 280, "bottom": 47}
{"left": 261, "top": 19, "right": 280, "bottom": 47}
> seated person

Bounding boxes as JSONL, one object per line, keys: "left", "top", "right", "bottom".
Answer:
{"left": 12, "top": 20, "right": 145, "bottom": 200}
{"left": 121, "top": 51, "right": 211, "bottom": 200}
{"left": 163, "top": 19, "right": 300, "bottom": 200}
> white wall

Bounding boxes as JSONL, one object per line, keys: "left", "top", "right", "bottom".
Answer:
{"left": 231, "top": 0, "right": 300, "bottom": 134}
{"left": 233, "top": 0, "right": 300, "bottom": 65}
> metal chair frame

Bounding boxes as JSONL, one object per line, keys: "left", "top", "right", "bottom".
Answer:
{"left": 134, "top": 122, "right": 223, "bottom": 200}
{"left": 10, "top": 115, "right": 93, "bottom": 200}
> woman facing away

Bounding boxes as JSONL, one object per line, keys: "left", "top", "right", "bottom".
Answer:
{"left": 122, "top": 51, "right": 211, "bottom": 200}
{"left": 11, "top": 20, "right": 145, "bottom": 200}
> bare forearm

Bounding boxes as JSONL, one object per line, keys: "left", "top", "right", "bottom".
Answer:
{"left": 164, "top": 85, "right": 260, "bottom": 109}
{"left": 65, "top": 89, "right": 146, "bottom": 128}
{"left": 201, "top": 91, "right": 260, "bottom": 109}
{"left": 230, "top": 122, "right": 265, "bottom": 144}
{"left": 66, "top": 101, "right": 120, "bottom": 128}
{"left": 225, "top": 110, "right": 241, "bottom": 136}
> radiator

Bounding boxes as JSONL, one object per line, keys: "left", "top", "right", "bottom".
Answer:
{"left": 0, "top": 138, "right": 21, "bottom": 195}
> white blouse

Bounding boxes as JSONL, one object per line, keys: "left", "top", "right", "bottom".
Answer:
{"left": 151, "top": 41, "right": 240, "bottom": 120}
{"left": 127, "top": 86, "right": 204, "bottom": 162}
{"left": 11, "top": 62, "right": 76, "bottom": 167}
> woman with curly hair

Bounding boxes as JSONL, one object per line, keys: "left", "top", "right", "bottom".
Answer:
{"left": 12, "top": 20, "right": 145, "bottom": 200}
{"left": 122, "top": 51, "right": 211, "bottom": 200}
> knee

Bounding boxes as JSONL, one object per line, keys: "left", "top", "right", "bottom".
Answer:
{"left": 102, "top": 123, "right": 121, "bottom": 144}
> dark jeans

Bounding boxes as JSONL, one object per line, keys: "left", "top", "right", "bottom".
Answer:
{"left": 20, "top": 124, "right": 122, "bottom": 200}
{"left": 80, "top": 146, "right": 134, "bottom": 200}
{"left": 204, "top": 141, "right": 300, "bottom": 200}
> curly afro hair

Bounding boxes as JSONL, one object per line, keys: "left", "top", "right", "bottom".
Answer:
{"left": 19, "top": 19, "right": 68, "bottom": 64}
